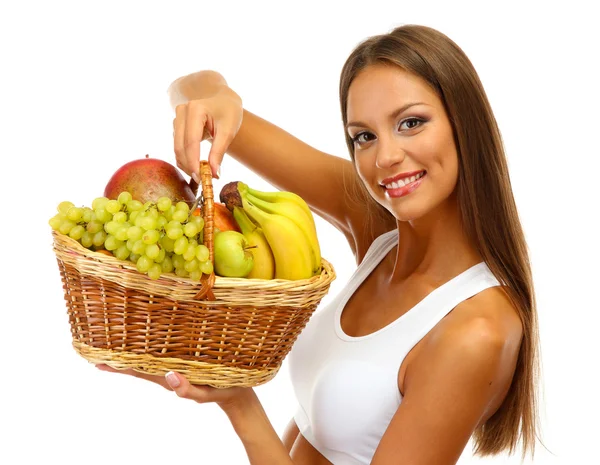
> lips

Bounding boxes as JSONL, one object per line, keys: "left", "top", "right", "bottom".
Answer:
{"left": 380, "top": 170, "right": 426, "bottom": 187}
{"left": 382, "top": 171, "right": 426, "bottom": 199}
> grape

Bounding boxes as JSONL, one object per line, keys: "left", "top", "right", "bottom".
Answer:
{"left": 81, "top": 232, "right": 94, "bottom": 248}
{"left": 59, "top": 220, "right": 76, "bottom": 235}
{"left": 126, "top": 200, "right": 143, "bottom": 212}
{"left": 66, "top": 206, "right": 84, "bottom": 222}
{"left": 118, "top": 192, "right": 132, "bottom": 205}
{"left": 114, "top": 244, "right": 130, "bottom": 261}
{"left": 86, "top": 220, "right": 104, "bottom": 234}
{"left": 161, "top": 256, "right": 174, "bottom": 273}
{"left": 113, "top": 211, "right": 128, "bottom": 223}
{"left": 129, "top": 253, "right": 140, "bottom": 263}
{"left": 196, "top": 244, "right": 210, "bottom": 262}
{"left": 93, "top": 230, "right": 107, "bottom": 247}
{"left": 183, "top": 244, "right": 196, "bottom": 262}
{"left": 166, "top": 223, "right": 183, "bottom": 240}
{"left": 184, "top": 258, "right": 199, "bottom": 272}
{"left": 92, "top": 197, "right": 109, "bottom": 210}
{"left": 105, "top": 235, "right": 123, "bottom": 251}
{"left": 104, "top": 220, "right": 121, "bottom": 236}
{"left": 58, "top": 201, "right": 75, "bottom": 215}
{"left": 115, "top": 224, "right": 130, "bottom": 241}
{"left": 139, "top": 215, "right": 158, "bottom": 231}
{"left": 147, "top": 264, "right": 162, "bottom": 280}
{"left": 145, "top": 243, "right": 160, "bottom": 259}
{"left": 126, "top": 239, "right": 136, "bottom": 251}
{"left": 160, "top": 235, "right": 175, "bottom": 253}
{"left": 184, "top": 222, "right": 199, "bottom": 237}
{"left": 172, "top": 209, "right": 188, "bottom": 222}
{"left": 127, "top": 225, "right": 143, "bottom": 241}
{"left": 136, "top": 255, "right": 153, "bottom": 273}
{"left": 106, "top": 200, "right": 121, "bottom": 214}
{"left": 132, "top": 239, "right": 146, "bottom": 255}
{"left": 189, "top": 269, "right": 202, "bottom": 281}
{"left": 49, "top": 214, "right": 64, "bottom": 230}
{"left": 69, "top": 225, "right": 85, "bottom": 240}
{"left": 94, "top": 208, "right": 112, "bottom": 223}
{"left": 157, "top": 197, "right": 172, "bottom": 212}
{"left": 191, "top": 216, "right": 205, "bottom": 231}
{"left": 175, "top": 267, "right": 189, "bottom": 278}
{"left": 199, "top": 260, "right": 213, "bottom": 275}
{"left": 157, "top": 215, "right": 168, "bottom": 229}
{"left": 172, "top": 254, "right": 185, "bottom": 270}
{"left": 142, "top": 229, "right": 160, "bottom": 245}
{"left": 155, "top": 248, "right": 166, "bottom": 264}
{"left": 174, "top": 236, "right": 188, "bottom": 255}
{"left": 82, "top": 208, "right": 93, "bottom": 223}
{"left": 175, "top": 201, "right": 190, "bottom": 213}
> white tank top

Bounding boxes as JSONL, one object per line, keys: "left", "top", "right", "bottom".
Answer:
{"left": 288, "top": 229, "right": 502, "bottom": 464}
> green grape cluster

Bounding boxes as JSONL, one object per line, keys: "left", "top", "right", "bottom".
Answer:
{"left": 49, "top": 192, "right": 213, "bottom": 280}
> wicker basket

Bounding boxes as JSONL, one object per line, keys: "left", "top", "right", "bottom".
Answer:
{"left": 52, "top": 161, "right": 335, "bottom": 388}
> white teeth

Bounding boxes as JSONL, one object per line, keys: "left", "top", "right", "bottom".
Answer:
{"left": 384, "top": 171, "right": 424, "bottom": 189}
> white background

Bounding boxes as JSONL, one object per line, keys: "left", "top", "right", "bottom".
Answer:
{"left": 1, "top": 1, "right": 598, "bottom": 464}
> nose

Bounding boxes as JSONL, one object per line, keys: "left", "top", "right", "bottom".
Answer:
{"left": 375, "top": 134, "right": 405, "bottom": 169}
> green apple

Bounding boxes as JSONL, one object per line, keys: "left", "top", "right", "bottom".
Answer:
{"left": 213, "top": 230, "right": 254, "bottom": 278}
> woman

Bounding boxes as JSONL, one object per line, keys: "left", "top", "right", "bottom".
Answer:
{"left": 98, "top": 24, "right": 541, "bottom": 464}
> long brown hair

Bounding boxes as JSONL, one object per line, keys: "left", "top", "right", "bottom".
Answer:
{"left": 339, "top": 24, "right": 542, "bottom": 459}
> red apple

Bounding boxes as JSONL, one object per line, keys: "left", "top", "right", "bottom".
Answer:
{"left": 104, "top": 154, "right": 197, "bottom": 204}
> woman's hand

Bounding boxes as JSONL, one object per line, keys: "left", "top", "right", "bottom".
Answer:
{"left": 173, "top": 86, "right": 243, "bottom": 181}
{"left": 95, "top": 364, "right": 256, "bottom": 414}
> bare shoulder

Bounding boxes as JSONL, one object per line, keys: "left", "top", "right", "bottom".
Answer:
{"left": 372, "top": 286, "right": 525, "bottom": 463}
{"left": 405, "top": 285, "right": 523, "bottom": 421}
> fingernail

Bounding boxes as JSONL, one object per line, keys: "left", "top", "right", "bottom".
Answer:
{"left": 166, "top": 371, "right": 180, "bottom": 388}
{"left": 192, "top": 173, "right": 200, "bottom": 184}
{"left": 216, "top": 166, "right": 221, "bottom": 179}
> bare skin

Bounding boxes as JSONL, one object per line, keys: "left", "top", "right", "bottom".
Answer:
{"left": 99, "top": 66, "right": 523, "bottom": 464}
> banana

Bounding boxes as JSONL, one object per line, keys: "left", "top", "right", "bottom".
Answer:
{"left": 241, "top": 195, "right": 314, "bottom": 280}
{"left": 238, "top": 182, "right": 313, "bottom": 220}
{"left": 232, "top": 206, "right": 275, "bottom": 280}
{"left": 244, "top": 192, "right": 322, "bottom": 275}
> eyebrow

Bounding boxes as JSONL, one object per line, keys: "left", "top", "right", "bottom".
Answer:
{"left": 345, "top": 102, "right": 427, "bottom": 130}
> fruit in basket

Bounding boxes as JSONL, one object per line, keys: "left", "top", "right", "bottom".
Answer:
{"left": 239, "top": 194, "right": 314, "bottom": 280}
{"left": 213, "top": 230, "right": 254, "bottom": 278}
{"left": 232, "top": 206, "right": 275, "bottom": 279}
{"left": 104, "top": 155, "right": 197, "bottom": 204}
{"left": 220, "top": 181, "right": 322, "bottom": 280}
{"left": 49, "top": 192, "right": 213, "bottom": 282}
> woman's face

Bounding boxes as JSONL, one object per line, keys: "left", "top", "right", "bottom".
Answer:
{"left": 346, "top": 64, "right": 459, "bottom": 222}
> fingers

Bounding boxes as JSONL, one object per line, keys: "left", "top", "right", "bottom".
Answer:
{"left": 165, "top": 371, "right": 216, "bottom": 403}
{"left": 95, "top": 364, "right": 172, "bottom": 390}
{"left": 207, "top": 122, "right": 238, "bottom": 179}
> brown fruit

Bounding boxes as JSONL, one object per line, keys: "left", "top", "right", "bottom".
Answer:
{"left": 104, "top": 154, "right": 197, "bottom": 204}
{"left": 219, "top": 181, "right": 243, "bottom": 211}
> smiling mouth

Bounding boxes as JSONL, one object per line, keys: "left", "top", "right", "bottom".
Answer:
{"left": 381, "top": 171, "right": 426, "bottom": 190}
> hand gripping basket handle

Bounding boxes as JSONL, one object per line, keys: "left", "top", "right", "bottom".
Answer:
{"left": 193, "top": 160, "right": 216, "bottom": 300}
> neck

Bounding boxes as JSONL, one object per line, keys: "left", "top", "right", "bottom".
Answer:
{"left": 391, "top": 192, "right": 482, "bottom": 283}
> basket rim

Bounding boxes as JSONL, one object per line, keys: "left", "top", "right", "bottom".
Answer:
{"left": 52, "top": 228, "right": 336, "bottom": 292}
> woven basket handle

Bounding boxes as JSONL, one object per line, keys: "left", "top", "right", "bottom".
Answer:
{"left": 193, "top": 160, "right": 216, "bottom": 300}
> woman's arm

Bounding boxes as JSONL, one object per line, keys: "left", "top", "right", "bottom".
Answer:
{"left": 167, "top": 70, "right": 378, "bottom": 243}
{"left": 225, "top": 393, "right": 295, "bottom": 465}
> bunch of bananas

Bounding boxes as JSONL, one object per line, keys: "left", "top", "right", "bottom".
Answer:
{"left": 223, "top": 182, "right": 321, "bottom": 281}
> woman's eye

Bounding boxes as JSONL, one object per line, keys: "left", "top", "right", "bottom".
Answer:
{"left": 399, "top": 117, "right": 424, "bottom": 131}
{"left": 351, "top": 132, "right": 375, "bottom": 145}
